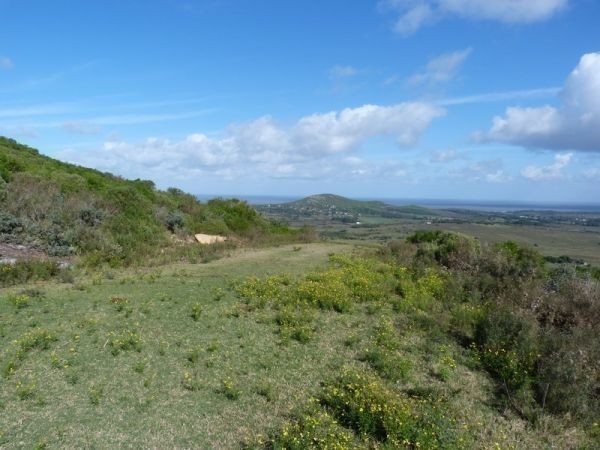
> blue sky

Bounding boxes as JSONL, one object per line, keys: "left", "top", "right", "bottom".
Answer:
{"left": 1, "top": 0, "right": 599, "bottom": 202}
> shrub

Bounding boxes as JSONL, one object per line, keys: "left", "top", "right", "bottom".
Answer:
{"left": 181, "top": 371, "right": 202, "bottom": 391}
{"left": 293, "top": 276, "right": 352, "bottom": 312}
{"left": 408, "top": 230, "right": 480, "bottom": 270}
{"left": 8, "top": 293, "right": 31, "bottom": 309}
{"left": 165, "top": 211, "right": 184, "bottom": 232}
{"left": 220, "top": 377, "right": 242, "bottom": 400}
{"left": 16, "top": 378, "right": 37, "bottom": 400}
{"left": 15, "top": 328, "right": 57, "bottom": 357}
{"left": 362, "top": 347, "right": 412, "bottom": 381}
{"left": 320, "top": 368, "right": 460, "bottom": 448}
{"left": 88, "top": 384, "right": 104, "bottom": 405}
{"left": 275, "top": 306, "right": 315, "bottom": 344}
{"left": 0, "top": 211, "right": 23, "bottom": 234}
{"left": 107, "top": 329, "right": 142, "bottom": 355}
{"left": 474, "top": 307, "right": 539, "bottom": 392}
{"left": 0, "top": 260, "right": 62, "bottom": 286}
{"left": 190, "top": 303, "right": 203, "bottom": 321}
{"left": 78, "top": 208, "right": 103, "bottom": 227}
{"left": 110, "top": 296, "right": 129, "bottom": 312}
{"left": 268, "top": 409, "right": 358, "bottom": 450}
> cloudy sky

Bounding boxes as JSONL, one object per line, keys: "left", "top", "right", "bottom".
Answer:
{"left": 1, "top": 0, "right": 599, "bottom": 202}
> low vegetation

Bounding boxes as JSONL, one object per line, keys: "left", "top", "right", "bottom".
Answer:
{"left": 1, "top": 235, "right": 596, "bottom": 448}
{"left": 0, "top": 137, "right": 311, "bottom": 282}
{"left": 1, "top": 138, "right": 597, "bottom": 448}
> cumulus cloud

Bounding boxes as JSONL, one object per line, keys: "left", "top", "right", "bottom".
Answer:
{"left": 480, "top": 52, "right": 600, "bottom": 152}
{"left": 521, "top": 153, "right": 573, "bottom": 180}
{"left": 408, "top": 48, "right": 472, "bottom": 86}
{"left": 61, "top": 102, "right": 444, "bottom": 182}
{"left": 381, "top": 0, "right": 567, "bottom": 35}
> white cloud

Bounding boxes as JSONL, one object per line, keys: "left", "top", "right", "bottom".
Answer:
{"left": 439, "top": 0, "right": 568, "bottom": 23}
{"left": 329, "top": 65, "right": 359, "bottom": 78}
{"left": 60, "top": 102, "right": 444, "bottom": 182}
{"left": 480, "top": 52, "right": 600, "bottom": 152}
{"left": 381, "top": 0, "right": 567, "bottom": 35}
{"left": 437, "top": 87, "right": 560, "bottom": 106}
{"left": 1, "top": 57, "right": 14, "bottom": 70}
{"left": 408, "top": 48, "right": 472, "bottom": 86}
{"left": 448, "top": 159, "right": 511, "bottom": 182}
{"left": 431, "top": 149, "right": 461, "bottom": 162}
{"left": 521, "top": 153, "right": 573, "bottom": 180}
{"left": 393, "top": 3, "right": 435, "bottom": 35}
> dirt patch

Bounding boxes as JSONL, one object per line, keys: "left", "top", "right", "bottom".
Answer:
{"left": 0, "top": 243, "right": 47, "bottom": 263}
{"left": 194, "top": 234, "right": 227, "bottom": 244}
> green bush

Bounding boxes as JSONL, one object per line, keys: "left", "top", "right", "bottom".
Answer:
{"left": 362, "top": 346, "right": 412, "bottom": 381}
{"left": 0, "top": 260, "right": 62, "bottom": 286}
{"left": 474, "top": 307, "right": 538, "bottom": 392}
{"left": 267, "top": 409, "right": 358, "bottom": 449}
{"left": 320, "top": 368, "right": 461, "bottom": 448}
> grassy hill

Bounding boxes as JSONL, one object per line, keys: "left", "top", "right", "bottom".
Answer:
{"left": 257, "top": 193, "right": 444, "bottom": 223}
{"left": 0, "top": 236, "right": 597, "bottom": 448}
{"left": 0, "top": 137, "right": 296, "bottom": 271}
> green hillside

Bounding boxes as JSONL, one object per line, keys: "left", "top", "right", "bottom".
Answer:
{"left": 258, "top": 193, "right": 443, "bottom": 223}
{"left": 0, "top": 137, "right": 294, "bottom": 269}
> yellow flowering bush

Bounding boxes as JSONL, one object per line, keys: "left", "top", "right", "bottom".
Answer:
{"left": 107, "top": 328, "right": 142, "bottom": 356}
{"left": 8, "top": 293, "right": 30, "bottom": 309}
{"left": 235, "top": 275, "right": 287, "bottom": 309}
{"left": 270, "top": 409, "right": 359, "bottom": 449}
{"left": 15, "top": 377, "right": 37, "bottom": 400}
{"left": 181, "top": 371, "right": 202, "bottom": 391}
{"left": 109, "top": 296, "right": 129, "bottom": 312}
{"left": 220, "top": 376, "right": 242, "bottom": 400}
{"left": 320, "top": 368, "right": 461, "bottom": 449}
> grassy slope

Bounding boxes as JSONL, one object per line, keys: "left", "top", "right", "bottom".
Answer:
{"left": 0, "top": 243, "right": 585, "bottom": 449}
{"left": 0, "top": 137, "right": 293, "bottom": 268}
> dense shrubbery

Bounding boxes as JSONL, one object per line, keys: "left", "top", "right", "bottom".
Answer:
{"left": 0, "top": 137, "right": 304, "bottom": 268}
{"left": 238, "top": 234, "right": 597, "bottom": 434}
{"left": 402, "top": 231, "right": 600, "bottom": 424}
{"left": 0, "top": 260, "right": 64, "bottom": 286}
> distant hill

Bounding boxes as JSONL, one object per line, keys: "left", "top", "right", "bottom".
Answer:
{"left": 257, "top": 193, "right": 443, "bottom": 223}
{"left": 0, "top": 137, "right": 292, "bottom": 266}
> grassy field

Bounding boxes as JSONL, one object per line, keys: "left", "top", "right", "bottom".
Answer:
{"left": 322, "top": 221, "right": 600, "bottom": 265}
{"left": 1, "top": 242, "right": 593, "bottom": 449}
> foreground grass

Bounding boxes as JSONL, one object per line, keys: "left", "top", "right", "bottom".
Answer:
{"left": 0, "top": 243, "right": 591, "bottom": 448}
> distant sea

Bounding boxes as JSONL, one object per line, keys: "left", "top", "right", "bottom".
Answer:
{"left": 196, "top": 195, "right": 600, "bottom": 213}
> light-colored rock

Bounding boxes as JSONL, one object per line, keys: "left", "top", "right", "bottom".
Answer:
{"left": 194, "top": 234, "right": 226, "bottom": 244}
{"left": 0, "top": 257, "right": 17, "bottom": 265}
